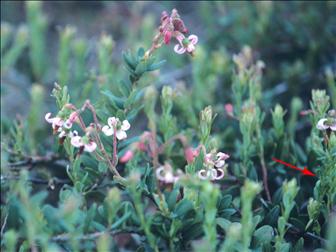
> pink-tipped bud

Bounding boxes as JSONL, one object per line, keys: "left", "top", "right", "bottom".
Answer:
{"left": 225, "top": 103, "right": 234, "bottom": 116}
{"left": 137, "top": 141, "right": 147, "bottom": 152}
{"left": 184, "top": 147, "right": 199, "bottom": 164}
{"left": 69, "top": 111, "right": 79, "bottom": 123}
{"left": 164, "top": 31, "right": 172, "bottom": 44}
{"left": 300, "top": 110, "right": 313, "bottom": 116}
{"left": 120, "top": 150, "right": 134, "bottom": 163}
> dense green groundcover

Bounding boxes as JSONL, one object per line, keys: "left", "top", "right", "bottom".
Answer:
{"left": 1, "top": 1, "right": 336, "bottom": 251}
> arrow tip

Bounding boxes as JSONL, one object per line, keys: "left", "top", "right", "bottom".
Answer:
{"left": 302, "top": 167, "right": 316, "bottom": 177}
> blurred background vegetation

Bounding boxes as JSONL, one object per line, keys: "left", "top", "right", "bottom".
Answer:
{"left": 1, "top": 1, "right": 335, "bottom": 251}
{"left": 2, "top": 1, "right": 335, "bottom": 116}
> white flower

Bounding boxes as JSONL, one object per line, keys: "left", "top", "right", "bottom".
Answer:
{"left": 45, "top": 113, "right": 64, "bottom": 129}
{"left": 174, "top": 34, "right": 198, "bottom": 54}
{"left": 46, "top": 112, "right": 78, "bottom": 134}
{"left": 214, "top": 152, "right": 230, "bottom": 168}
{"left": 70, "top": 135, "right": 97, "bottom": 152}
{"left": 316, "top": 118, "right": 336, "bottom": 131}
{"left": 62, "top": 120, "right": 72, "bottom": 129}
{"left": 205, "top": 151, "right": 230, "bottom": 168}
{"left": 198, "top": 168, "right": 225, "bottom": 180}
{"left": 156, "top": 165, "right": 183, "bottom": 184}
{"left": 102, "top": 117, "right": 131, "bottom": 140}
{"left": 200, "top": 151, "right": 229, "bottom": 180}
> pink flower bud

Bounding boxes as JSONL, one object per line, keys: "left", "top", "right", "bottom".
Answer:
{"left": 69, "top": 111, "right": 79, "bottom": 123}
{"left": 137, "top": 142, "right": 147, "bottom": 152}
{"left": 300, "top": 110, "right": 313, "bottom": 116}
{"left": 120, "top": 150, "right": 134, "bottom": 163}
{"left": 225, "top": 103, "right": 233, "bottom": 116}
{"left": 184, "top": 147, "right": 200, "bottom": 164}
{"left": 164, "top": 31, "right": 172, "bottom": 44}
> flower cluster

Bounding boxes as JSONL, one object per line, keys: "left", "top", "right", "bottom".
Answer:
{"left": 45, "top": 111, "right": 78, "bottom": 138}
{"left": 70, "top": 131, "right": 97, "bottom": 153}
{"left": 198, "top": 151, "right": 230, "bottom": 180}
{"left": 156, "top": 163, "right": 184, "bottom": 184}
{"left": 316, "top": 110, "right": 336, "bottom": 131}
{"left": 45, "top": 111, "right": 98, "bottom": 153}
{"left": 46, "top": 107, "right": 131, "bottom": 154}
{"left": 145, "top": 9, "right": 198, "bottom": 57}
{"left": 160, "top": 9, "right": 198, "bottom": 55}
{"left": 102, "top": 117, "right": 130, "bottom": 140}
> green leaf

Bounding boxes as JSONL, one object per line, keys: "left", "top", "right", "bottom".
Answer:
{"left": 263, "top": 205, "right": 280, "bottom": 226}
{"left": 174, "top": 199, "right": 194, "bottom": 218}
{"left": 101, "top": 90, "right": 126, "bottom": 107}
{"left": 252, "top": 215, "right": 262, "bottom": 230}
{"left": 218, "top": 195, "right": 232, "bottom": 209}
{"left": 167, "top": 188, "right": 180, "bottom": 210}
{"left": 134, "top": 61, "right": 147, "bottom": 76}
{"left": 83, "top": 203, "right": 97, "bottom": 232}
{"left": 111, "top": 211, "right": 131, "bottom": 229}
{"left": 137, "top": 47, "right": 145, "bottom": 59}
{"left": 98, "top": 162, "right": 108, "bottom": 173}
{"left": 126, "top": 104, "right": 144, "bottom": 121}
{"left": 220, "top": 208, "right": 237, "bottom": 218}
{"left": 147, "top": 60, "right": 166, "bottom": 71}
{"left": 118, "top": 81, "right": 131, "bottom": 97}
{"left": 81, "top": 154, "right": 98, "bottom": 169}
{"left": 279, "top": 243, "right": 290, "bottom": 252}
{"left": 216, "top": 217, "right": 231, "bottom": 232}
{"left": 253, "top": 225, "right": 274, "bottom": 246}
{"left": 122, "top": 51, "right": 136, "bottom": 70}
{"left": 291, "top": 238, "right": 304, "bottom": 252}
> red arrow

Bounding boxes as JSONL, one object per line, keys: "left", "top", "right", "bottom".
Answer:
{"left": 272, "top": 157, "right": 316, "bottom": 177}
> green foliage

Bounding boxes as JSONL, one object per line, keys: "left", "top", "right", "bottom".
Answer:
{"left": 1, "top": 2, "right": 335, "bottom": 252}
{"left": 58, "top": 26, "right": 76, "bottom": 86}
{"left": 26, "top": 1, "right": 47, "bottom": 81}
{"left": 1, "top": 24, "right": 28, "bottom": 72}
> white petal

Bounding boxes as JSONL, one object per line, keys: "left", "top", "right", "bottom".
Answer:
{"left": 58, "top": 131, "right": 67, "bottom": 138}
{"left": 186, "top": 43, "right": 195, "bottom": 53}
{"left": 188, "top": 34, "right": 198, "bottom": 44}
{"left": 214, "top": 169, "right": 225, "bottom": 180}
{"left": 63, "top": 120, "right": 72, "bottom": 129}
{"left": 52, "top": 118, "right": 64, "bottom": 129}
{"left": 174, "top": 44, "right": 186, "bottom": 54}
{"left": 84, "top": 142, "right": 97, "bottom": 152}
{"left": 165, "top": 172, "right": 175, "bottom": 183}
{"left": 71, "top": 136, "right": 83, "bottom": 148}
{"left": 198, "top": 169, "right": 208, "bottom": 180}
{"left": 316, "top": 119, "right": 328, "bottom": 130}
{"left": 121, "top": 120, "right": 130, "bottom": 131}
{"left": 216, "top": 152, "right": 230, "bottom": 161}
{"left": 116, "top": 130, "right": 127, "bottom": 140}
{"left": 71, "top": 130, "right": 78, "bottom": 137}
{"left": 108, "top": 117, "right": 119, "bottom": 128}
{"left": 205, "top": 153, "right": 212, "bottom": 161}
{"left": 156, "top": 166, "right": 165, "bottom": 181}
{"left": 330, "top": 123, "right": 336, "bottom": 131}
{"left": 45, "top": 113, "right": 54, "bottom": 123}
{"left": 102, "top": 125, "right": 114, "bottom": 136}
{"left": 210, "top": 168, "right": 218, "bottom": 180}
